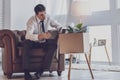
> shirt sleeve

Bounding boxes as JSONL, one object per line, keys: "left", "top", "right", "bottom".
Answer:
{"left": 49, "top": 17, "right": 62, "bottom": 31}
{"left": 25, "top": 19, "right": 39, "bottom": 41}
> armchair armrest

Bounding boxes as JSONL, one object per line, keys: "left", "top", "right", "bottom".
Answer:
{"left": 0, "top": 39, "right": 4, "bottom": 47}
{"left": 0, "top": 29, "right": 17, "bottom": 48}
{"left": 0, "top": 29, "right": 19, "bottom": 76}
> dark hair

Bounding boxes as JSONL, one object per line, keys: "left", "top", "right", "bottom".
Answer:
{"left": 34, "top": 4, "right": 46, "bottom": 15}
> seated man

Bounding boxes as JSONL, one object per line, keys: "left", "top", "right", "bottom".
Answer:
{"left": 22, "top": 4, "right": 62, "bottom": 80}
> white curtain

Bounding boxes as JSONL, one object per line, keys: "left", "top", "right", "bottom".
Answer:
{"left": 39, "top": 0, "right": 70, "bottom": 27}
{"left": 0, "top": 0, "right": 3, "bottom": 29}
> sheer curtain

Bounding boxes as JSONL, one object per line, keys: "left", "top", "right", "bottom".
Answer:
{"left": 0, "top": 0, "right": 3, "bottom": 29}
{"left": 0, "top": 0, "right": 3, "bottom": 61}
{"left": 39, "top": 0, "right": 70, "bottom": 27}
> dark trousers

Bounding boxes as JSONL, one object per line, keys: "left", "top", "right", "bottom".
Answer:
{"left": 22, "top": 39, "right": 57, "bottom": 71}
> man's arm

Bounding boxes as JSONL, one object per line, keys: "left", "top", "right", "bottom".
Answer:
{"left": 50, "top": 17, "right": 62, "bottom": 32}
{"left": 25, "top": 22, "right": 39, "bottom": 41}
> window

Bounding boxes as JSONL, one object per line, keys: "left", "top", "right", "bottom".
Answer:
{"left": 88, "top": 25, "right": 112, "bottom": 62}
{"left": 0, "top": 0, "right": 3, "bottom": 61}
{"left": 75, "top": 25, "right": 112, "bottom": 62}
{"left": 117, "top": 0, "right": 120, "bottom": 9}
{"left": 66, "top": 25, "right": 112, "bottom": 63}
{"left": 91, "top": 0, "right": 110, "bottom": 12}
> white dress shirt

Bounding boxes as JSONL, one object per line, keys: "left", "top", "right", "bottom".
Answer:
{"left": 25, "top": 14, "right": 62, "bottom": 41}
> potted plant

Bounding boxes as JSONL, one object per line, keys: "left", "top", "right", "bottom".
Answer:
{"left": 67, "top": 23, "right": 87, "bottom": 33}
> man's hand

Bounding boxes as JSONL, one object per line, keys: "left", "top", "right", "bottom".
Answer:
{"left": 38, "top": 32, "right": 52, "bottom": 40}
{"left": 44, "top": 32, "right": 52, "bottom": 39}
{"left": 38, "top": 34, "right": 44, "bottom": 40}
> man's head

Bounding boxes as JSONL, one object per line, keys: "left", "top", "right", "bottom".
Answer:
{"left": 34, "top": 4, "right": 46, "bottom": 21}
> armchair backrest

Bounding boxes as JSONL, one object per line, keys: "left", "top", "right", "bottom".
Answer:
{"left": 13, "top": 30, "right": 26, "bottom": 43}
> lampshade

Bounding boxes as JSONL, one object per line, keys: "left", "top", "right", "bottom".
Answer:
{"left": 71, "top": 0, "right": 92, "bottom": 16}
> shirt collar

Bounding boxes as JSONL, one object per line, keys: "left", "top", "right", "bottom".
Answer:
{"left": 36, "top": 16, "right": 41, "bottom": 23}
{"left": 35, "top": 15, "right": 47, "bottom": 23}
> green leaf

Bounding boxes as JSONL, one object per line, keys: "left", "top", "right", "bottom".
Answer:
{"left": 67, "top": 26, "right": 74, "bottom": 33}
{"left": 76, "top": 23, "right": 83, "bottom": 30}
{"left": 68, "top": 26, "right": 73, "bottom": 32}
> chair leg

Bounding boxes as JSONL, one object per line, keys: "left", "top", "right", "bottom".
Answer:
{"left": 6, "top": 73, "right": 12, "bottom": 79}
{"left": 104, "top": 45, "right": 111, "bottom": 65}
{"left": 3, "top": 72, "right": 6, "bottom": 75}
{"left": 68, "top": 54, "right": 73, "bottom": 80}
{"left": 84, "top": 54, "right": 94, "bottom": 79}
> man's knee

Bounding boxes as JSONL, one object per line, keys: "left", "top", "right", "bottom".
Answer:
{"left": 23, "top": 40, "right": 32, "bottom": 47}
{"left": 23, "top": 40, "right": 32, "bottom": 44}
{"left": 48, "top": 43, "right": 57, "bottom": 49}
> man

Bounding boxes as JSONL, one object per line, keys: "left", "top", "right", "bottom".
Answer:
{"left": 22, "top": 4, "right": 62, "bottom": 80}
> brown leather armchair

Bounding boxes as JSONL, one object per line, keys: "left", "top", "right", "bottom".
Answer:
{"left": 0, "top": 29, "right": 65, "bottom": 79}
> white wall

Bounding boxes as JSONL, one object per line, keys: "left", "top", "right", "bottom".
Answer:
{"left": 11, "top": 0, "right": 40, "bottom": 30}
{"left": 3, "top": 0, "right": 39, "bottom": 30}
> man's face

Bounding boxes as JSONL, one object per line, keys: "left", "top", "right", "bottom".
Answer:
{"left": 37, "top": 11, "right": 46, "bottom": 21}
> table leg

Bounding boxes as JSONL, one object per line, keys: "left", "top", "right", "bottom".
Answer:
{"left": 85, "top": 54, "right": 94, "bottom": 79}
{"left": 68, "top": 54, "right": 73, "bottom": 80}
{"left": 89, "top": 46, "right": 92, "bottom": 65}
{"left": 104, "top": 45, "right": 111, "bottom": 65}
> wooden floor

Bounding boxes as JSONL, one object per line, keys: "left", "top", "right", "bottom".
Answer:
{"left": 1, "top": 68, "right": 120, "bottom": 80}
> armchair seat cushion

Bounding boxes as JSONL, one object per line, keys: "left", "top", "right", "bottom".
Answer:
{"left": 17, "top": 47, "right": 58, "bottom": 62}
{"left": 18, "top": 47, "right": 45, "bottom": 57}
{"left": 14, "top": 47, "right": 58, "bottom": 64}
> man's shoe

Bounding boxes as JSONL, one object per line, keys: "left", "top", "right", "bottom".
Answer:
{"left": 24, "top": 74, "right": 32, "bottom": 80}
{"left": 34, "top": 70, "right": 44, "bottom": 79}
{"left": 34, "top": 72, "right": 40, "bottom": 79}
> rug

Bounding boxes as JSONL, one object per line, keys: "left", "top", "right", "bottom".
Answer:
{"left": 65, "top": 64, "right": 120, "bottom": 72}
